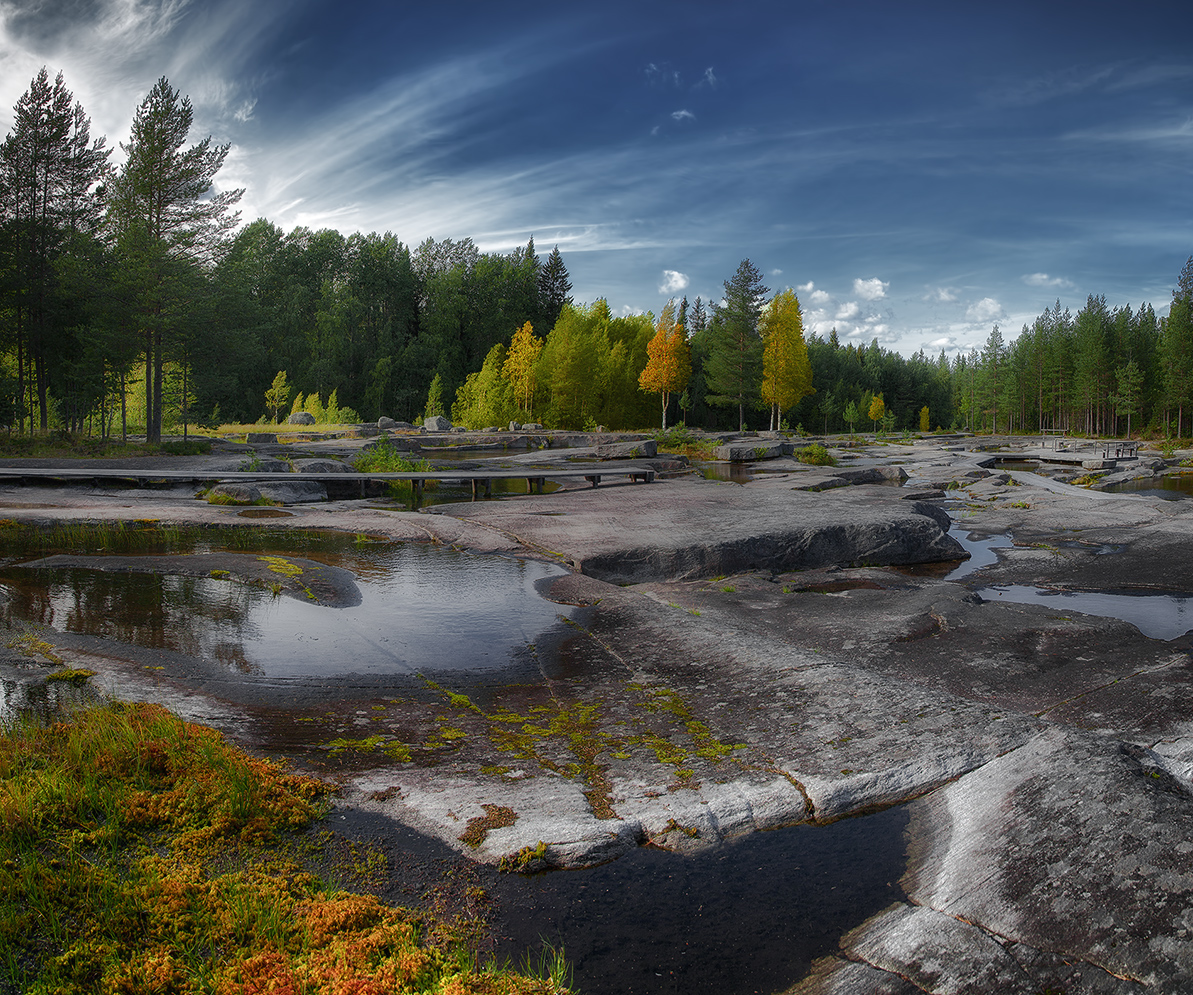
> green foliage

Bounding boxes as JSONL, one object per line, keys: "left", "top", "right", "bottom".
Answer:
{"left": 424, "top": 372, "right": 445, "bottom": 419}
{"left": 264, "top": 370, "right": 292, "bottom": 422}
{"left": 452, "top": 343, "right": 517, "bottom": 428}
{"left": 798, "top": 443, "right": 837, "bottom": 466}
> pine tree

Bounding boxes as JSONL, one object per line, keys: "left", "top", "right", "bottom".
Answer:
{"left": 107, "top": 77, "right": 242, "bottom": 442}
{"left": 0, "top": 68, "right": 110, "bottom": 431}
{"left": 705, "top": 259, "right": 768, "bottom": 431}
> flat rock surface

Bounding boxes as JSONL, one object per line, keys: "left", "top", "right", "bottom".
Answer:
{"left": 436, "top": 476, "right": 963, "bottom": 582}
{"left": 6, "top": 437, "right": 1193, "bottom": 990}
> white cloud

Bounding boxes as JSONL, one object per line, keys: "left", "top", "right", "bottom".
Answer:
{"left": 853, "top": 277, "right": 888, "bottom": 301}
{"left": 797, "top": 281, "right": 815, "bottom": 293}
{"left": 702, "top": 67, "right": 717, "bottom": 88}
{"left": 836, "top": 301, "right": 860, "bottom": 320}
{"left": 925, "top": 286, "right": 957, "bottom": 302}
{"left": 809, "top": 289, "right": 830, "bottom": 304}
{"left": 658, "top": 269, "right": 689, "bottom": 294}
{"left": 671, "top": 109, "right": 695, "bottom": 122}
{"left": 1023, "top": 272, "right": 1074, "bottom": 289}
{"left": 965, "top": 297, "right": 1006, "bottom": 323}
{"left": 617, "top": 304, "right": 644, "bottom": 317}
{"left": 770, "top": 268, "right": 782, "bottom": 276}
{"left": 930, "top": 336, "right": 953, "bottom": 348}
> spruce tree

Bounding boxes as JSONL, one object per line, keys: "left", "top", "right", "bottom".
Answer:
{"left": 537, "top": 245, "right": 572, "bottom": 329}
{"left": 704, "top": 259, "right": 768, "bottom": 431}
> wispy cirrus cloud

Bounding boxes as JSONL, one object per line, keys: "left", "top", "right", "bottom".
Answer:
{"left": 671, "top": 108, "right": 695, "bottom": 122}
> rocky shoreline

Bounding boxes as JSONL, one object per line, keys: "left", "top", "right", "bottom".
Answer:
{"left": 2, "top": 432, "right": 1192, "bottom": 992}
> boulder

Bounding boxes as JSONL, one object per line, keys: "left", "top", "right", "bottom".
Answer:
{"left": 424, "top": 415, "right": 452, "bottom": 432}
{"left": 245, "top": 432, "right": 278, "bottom": 444}
{"left": 287, "top": 412, "right": 316, "bottom": 425}
{"left": 595, "top": 439, "right": 658, "bottom": 460}
{"left": 713, "top": 442, "right": 784, "bottom": 462}
{"left": 377, "top": 416, "right": 396, "bottom": 430}
{"left": 291, "top": 458, "right": 353, "bottom": 474}
{"left": 509, "top": 421, "right": 522, "bottom": 432}
{"left": 239, "top": 457, "right": 291, "bottom": 473}
{"left": 523, "top": 422, "right": 544, "bottom": 431}
{"left": 207, "top": 482, "right": 262, "bottom": 505}
{"left": 391, "top": 421, "right": 415, "bottom": 430}
{"left": 256, "top": 480, "right": 328, "bottom": 504}
{"left": 482, "top": 426, "right": 500, "bottom": 433}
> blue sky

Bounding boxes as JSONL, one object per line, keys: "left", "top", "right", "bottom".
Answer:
{"left": 2, "top": 0, "right": 1192, "bottom": 357}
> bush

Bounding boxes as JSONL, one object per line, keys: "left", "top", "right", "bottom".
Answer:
{"left": 798, "top": 443, "right": 837, "bottom": 466}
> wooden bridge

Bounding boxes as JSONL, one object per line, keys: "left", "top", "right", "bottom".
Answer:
{"left": 0, "top": 464, "right": 658, "bottom": 501}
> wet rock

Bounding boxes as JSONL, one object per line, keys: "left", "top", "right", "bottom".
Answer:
{"left": 786, "top": 959, "right": 923, "bottom": 994}
{"left": 288, "top": 412, "right": 316, "bottom": 425}
{"left": 594, "top": 439, "right": 657, "bottom": 460}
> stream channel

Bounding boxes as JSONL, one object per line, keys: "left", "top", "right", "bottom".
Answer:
{"left": 0, "top": 523, "right": 908, "bottom": 995}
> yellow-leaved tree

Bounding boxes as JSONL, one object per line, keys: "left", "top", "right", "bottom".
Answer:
{"left": 920, "top": 405, "right": 930, "bottom": 433}
{"left": 638, "top": 300, "right": 691, "bottom": 430}
{"left": 502, "top": 321, "right": 543, "bottom": 417}
{"left": 869, "top": 393, "right": 885, "bottom": 433}
{"left": 759, "top": 288, "right": 814, "bottom": 430}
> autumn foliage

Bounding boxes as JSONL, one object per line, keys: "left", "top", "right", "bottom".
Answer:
{"left": 638, "top": 300, "right": 691, "bottom": 429}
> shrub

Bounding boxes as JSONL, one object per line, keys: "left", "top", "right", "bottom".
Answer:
{"left": 798, "top": 443, "right": 837, "bottom": 466}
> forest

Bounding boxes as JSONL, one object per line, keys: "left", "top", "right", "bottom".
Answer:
{"left": 4, "top": 69, "right": 1193, "bottom": 442}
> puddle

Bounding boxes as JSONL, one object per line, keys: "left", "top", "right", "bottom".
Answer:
{"left": 238, "top": 508, "right": 294, "bottom": 518}
{"left": 697, "top": 462, "right": 755, "bottom": 483}
{"left": 973, "top": 585, "right": 1193, "bottom": 640}
{"left": 0, "top": 528, "right": 574, "bottom": 689}
{"left": 995, "top": 459, "right": 1043, "bottom": 471}
{"left": 943, "top": 530, "right": 1014, "bottom": 581}
{"left": 1104, "top": 475, "right": 1193, "bottom": 500}
{"left": 491, "top": 805, "right": 909, "bottom": 995}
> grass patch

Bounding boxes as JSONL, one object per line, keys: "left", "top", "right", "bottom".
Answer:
{"left": 0, "top": 433, "right": 211, "bottom": 460}
{"left": 0, "top": 701, "right": 565, "bottom": 994}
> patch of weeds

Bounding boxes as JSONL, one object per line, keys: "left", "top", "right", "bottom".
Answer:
{"left": 1009, "top": 500, "right": 1031, "bottom": 509}
{"left": 720, "top": 584, "right": 736, "bottom": 593}
{"left": 7, "top": 631, "right": 62, "bottom": 664}
{"left": 209, "top": 569, "right": 231, "bottom": 579}
{"left": 498, "top": 840, "right": 549, "bottom": 873}
{"left": 753, "top": 446, "right": 769, "bottom": 459}
{"left": 44, "top": 667, "right": 96, "bottom": 684}
{"left": 459, "top": 804, "right": 517, "bottom": 849}
{"left": 480, "top": 765, "right": 511, "bottom": 777}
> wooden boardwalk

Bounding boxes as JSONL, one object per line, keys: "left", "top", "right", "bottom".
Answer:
{"left": 0, "top": 463, "right": 658, "bottom": 501}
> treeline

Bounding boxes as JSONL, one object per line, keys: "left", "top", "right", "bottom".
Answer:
{"left": 3, "top": 69, "right": 1192, "bottom": 440}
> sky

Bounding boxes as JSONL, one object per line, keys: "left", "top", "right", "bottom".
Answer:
{"left": 2, "top": 0, "right": 1192, "bottom": 358}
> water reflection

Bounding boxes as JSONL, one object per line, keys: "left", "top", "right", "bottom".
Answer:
{"left": 0, "top": 539, "right": 574, "bottom": 679}
{"left": 973, "top": 585, "right": 1193, "bottom": 640}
